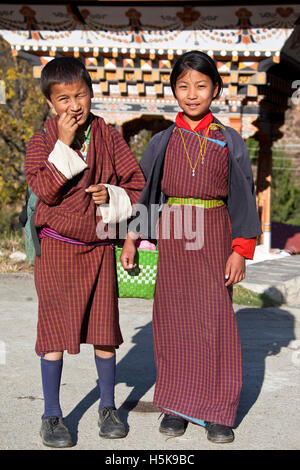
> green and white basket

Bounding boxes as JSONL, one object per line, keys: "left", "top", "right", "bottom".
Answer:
{"left": 115, "top": 246, "right": 159, "bottom": 299}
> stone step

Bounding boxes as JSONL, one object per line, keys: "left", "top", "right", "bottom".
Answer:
{"left": 241, "top": 255, "right": 300, "bottom": 306}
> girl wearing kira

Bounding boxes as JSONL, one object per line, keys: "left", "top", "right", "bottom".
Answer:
{"left": 121, "top": 50, "right": 262, "bottom": 444}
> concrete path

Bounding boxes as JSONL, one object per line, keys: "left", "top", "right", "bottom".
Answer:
{"left": 0, "top": 272, "right": 300, "bottom": 451}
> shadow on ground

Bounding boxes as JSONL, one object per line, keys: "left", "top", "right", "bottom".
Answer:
{"left": 235, "top": 304, "right": 295, "bottom": 427}
{"left": 64, "top": 296, "right": 296, "bottom": 441}
{"left": 65, "top": 321, "right": 156, "bottom": 442}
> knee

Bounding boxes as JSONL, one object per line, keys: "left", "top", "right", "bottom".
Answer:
{"left": 94, "top": 345, "right": 115, "bottom": 359}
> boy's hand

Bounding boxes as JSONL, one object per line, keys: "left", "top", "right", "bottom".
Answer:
{"left": 85, "top": 184, "right": 109, "bottom": 205}
{"left": 225, "top": 251, "right": 246, "bottom": 286}
{"left": 57, "top": 112, "right": 79, "bottom": 147}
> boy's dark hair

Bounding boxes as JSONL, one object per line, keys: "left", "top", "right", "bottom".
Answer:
{"left": 170, "top": 50, "right": 223, "bottom": 99}
{"left": 41, "top": 57, "right": 93, "bottom": 100}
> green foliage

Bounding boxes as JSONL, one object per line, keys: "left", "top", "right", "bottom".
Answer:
{"left": 245, "top": 136, "right": 259, "bottom": 165}
{"left": 0, "top": 204, "right": 20, "bottom": 236}
{"left": 245, "top": 137, "right": 300, "bottom": 226}
{"left": 129, "top": 128, "right": 152, "bottom": 162}
{"left": 271, "top": 147, "right": 300, "bottom": 225}
{"left": 0, "top": 36, "right": 48, "bottom": 210}
{"left": 233, "top": 285, "right": 281, "bottom": 307}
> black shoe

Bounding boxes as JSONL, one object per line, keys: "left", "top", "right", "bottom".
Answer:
{"left": 40, "top": 417, "right": 74, "bottom": 448}
{"left": 98, "top": 407, "right": 127, "bottom": 439}
{"left": 159, "top": 413, "right": 187, "bottom": 437}
{"left": 205, "top": 422, "right": 234, "bottom": 443}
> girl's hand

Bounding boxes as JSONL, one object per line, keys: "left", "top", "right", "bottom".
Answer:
{"left": 225, "top": 251, "right": 246, "bottom": 286}
{"left": 57, "top": 112, "right": 78, "bottom": 147}
{"left": 85, "top": 184, "right": 109, "bottom": 205}
{"left": 120, "top": 234, "right": 137, "bottom": 270}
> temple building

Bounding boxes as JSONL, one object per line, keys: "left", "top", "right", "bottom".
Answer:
{"left": 1, "top": 1, "right": 300, "bottom": 249}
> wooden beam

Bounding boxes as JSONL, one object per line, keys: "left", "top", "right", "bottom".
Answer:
{"left": 256, "top": 127, "right": 272, "bottom": 250}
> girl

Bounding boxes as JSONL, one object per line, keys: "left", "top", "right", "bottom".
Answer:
{"left": 121, "top": 51, "right": 261, "bottom": 443}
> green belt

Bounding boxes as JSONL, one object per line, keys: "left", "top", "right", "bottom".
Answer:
{"left": 167, "top": 197, "right": 224, "bottom": 209}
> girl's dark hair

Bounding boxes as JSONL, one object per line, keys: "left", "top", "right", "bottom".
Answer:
{"left": 41, "top": 57, "right": 93, "bottom": 100}
{"left": 170, "top": 50, "right": 223, "bottom": 99}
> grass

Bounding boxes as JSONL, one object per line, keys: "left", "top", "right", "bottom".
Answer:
{"left": 0, "top": 230, "right": 33, "bottom": 274}
{"left": 233, "top": 284, "right": 281, "bottom": 308}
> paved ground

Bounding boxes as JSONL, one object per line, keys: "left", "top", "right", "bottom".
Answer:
{"left": 0, "top": 271, "right": 300, "bottom": 451}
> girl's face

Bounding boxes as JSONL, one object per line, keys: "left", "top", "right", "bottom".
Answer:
{"left": 175, "top": 68, "right": 219, "bottom": 128}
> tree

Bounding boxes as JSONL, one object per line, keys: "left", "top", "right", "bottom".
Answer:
{"left": 0, "top": 37, "right": 48, "bottom": 210}
{"left": 129, "top": 128, "right": 152, "bottom": 162}
{"left": 245, "top": 136, "right": 259, "bottom": 165}
{"left": 271, "top": 147, "right": 300, "bottom": 225}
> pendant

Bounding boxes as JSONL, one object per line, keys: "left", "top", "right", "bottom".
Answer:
{"left": 192, "top": 169, "right": 195, "bottom": 177}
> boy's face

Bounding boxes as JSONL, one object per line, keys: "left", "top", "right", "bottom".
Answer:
{"left": 47, "top": 79, "right": 93, "bottom": 130}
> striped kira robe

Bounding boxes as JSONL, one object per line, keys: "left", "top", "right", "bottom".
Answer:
{"left": 153, "top": 124, "right": 243, "bottom": 427}
{"left": 25, "top": 114, "right": 145, "bottom": 355}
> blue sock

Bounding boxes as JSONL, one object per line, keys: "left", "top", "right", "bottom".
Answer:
{"left": 94, "top": 354, "right": 116, "bottom": 410}
{"left": 41, "top": 357, "right": 63, "bottom": 419}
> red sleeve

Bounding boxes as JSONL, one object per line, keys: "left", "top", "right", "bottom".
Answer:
{"left": 232, "top": 237, "right": 257, "bottom": 260}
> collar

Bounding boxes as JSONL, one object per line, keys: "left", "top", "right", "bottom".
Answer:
{"left": 175, "top": 111, "right": 213, "bottom": 132}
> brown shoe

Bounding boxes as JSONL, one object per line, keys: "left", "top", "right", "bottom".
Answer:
{"left": 205, "top": 422, "right": 234, "bottom": 443}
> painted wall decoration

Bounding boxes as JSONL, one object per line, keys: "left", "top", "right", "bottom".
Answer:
{"left": 0, "top": 4, "right": 297, "bottom": 138}
{"left": 0, "top": 4, "right": 299, "bottom": 54}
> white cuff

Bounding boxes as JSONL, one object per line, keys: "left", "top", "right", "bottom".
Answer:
{"left": 48, "top": 140, "right": 88, "bottom": 180}
{"left": 98, "top": 184, "right": 132, "bottom": 224}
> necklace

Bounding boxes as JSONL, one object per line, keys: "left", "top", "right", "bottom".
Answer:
{"left": 178, "top": 126, "right": 209, "bottom": 176}
{"left": 75, "top": 115, "right": 92, "bottom": 159}
{"left": 177, "top": 122, "right": 226, "bottom": 176}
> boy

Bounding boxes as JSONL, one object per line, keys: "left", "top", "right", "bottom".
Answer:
{"left": 25, "top": 57, "right": 145, "bottom": 447}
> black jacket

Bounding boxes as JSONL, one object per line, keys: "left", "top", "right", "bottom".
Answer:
{"left": 137, "top": 119, "right": 262, "bottom": 240}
